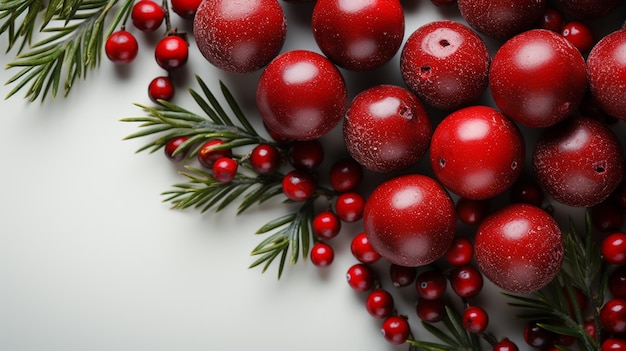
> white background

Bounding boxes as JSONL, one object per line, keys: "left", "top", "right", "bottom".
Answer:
{"left": 1, "top": 1, "right": 625, "bottom": 351}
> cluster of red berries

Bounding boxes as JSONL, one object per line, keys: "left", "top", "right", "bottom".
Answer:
{"left": 104, "top": 0, "right": 201, "bottom": 102}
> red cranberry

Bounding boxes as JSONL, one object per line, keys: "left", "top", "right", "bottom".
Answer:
{"left": 170, "top": 0, "right": 202, "bottom": 19}
{"left": 554, "top": 0, "right": 624, "bottom": 19}
{"left": 212, "top": 157, "right": 238, "bottom": 183}
{"left": 532, "top": 116, "right": 624, "bottom": 208}
{"left": 148, "top": 76, "right": 175, "bottom": 103}
{"left": 416, "top": 269, "right": 447, "bottom": 300}
{"left": 603, "top": 338, "right": 626, "bottom": 351}
{"left": 312, "top": 211, "right": 341, "bottom": 240}
{"left": 592, "top": 201, "right": 625, "bottom": 232}
{"left": 489, "top": 29, "right": 587, "bottom": 128}
{"left": 194, "top": 0, "right": 286, "bottom": 73}
{"left": 310, "top": 242, "right": 334, "bottom": 267}
{"left": 131, "top": 0, "right": 165, "bottom": 32}
{"left": 389, "top": 264, "right": 417, "bottom": 288}
{"left": 400, "top": 20, "right": 490, "bottom": 110}
{"left": 445, "top": 237, "right": 474, "bottom": 266}
{"left": 288, "top": 140, "right": 324, "bottom": 171}
{"left": 249, "top": 144, "right": 281, "bottom": 175}
{"left": 584, "top": 320, "right": 597, "bottom": 340}
{"left": 474, "top": 204, "right": 563, "bottom": 294}
{"left": 603, "top": 233, "right": 626, "bottom": 264}
{"left": 416, "top": 298, "right": 446, "bottom": 323}
{"left": 365, "top": 289, "right": 394, "bottom": 319}
{"left": 524, "top": 321, "right": 554, "bottom": 348}
{"left": 456, "top": 198, "right": 489, "bottom": 225}
{"left": 105, "top": 30, "right": 138, "bottom": 64}
{"left": 363, "top": 174, "right": 456, "bottom": 267}
{"left": 335, "top": 192, "right": 365, "bottom": 222}
{"left": 351, "top": 232, "right": 381, "bottom": 264}
{"left": 381, "top": 315, "right": 410, "bottom": 345}
{"left": 537, "top": 7, "right": 564, "bottom": 32}
{"left": 610, "top": 265, "right": 626, "bottom": 299}
{"left": 462, "top": 306, "right": 489, "bottom": 333}
{"left": 164, "top": 136, "right": 189, "bottom": 162}
{"left": 510, "top": 178, "right": 544, "bottom": 207}
{"left": 601, "top": 298, "right": 626, "bottom": 333}
{"left": 155, "top": 35, "right": 188, "bottom": 70}
{"left": 329, "top": 158, "right": 363, "bottom": 193}
{"left": 343, "top": 84, "right": 431, "bottom": 173}
{"left": 429, "top": 106, "right": 524, "bottom": 200}
{"left": 457, "top": 0, "right": 545, "bottom": 39}
{"left": 346, "top": 263, "right": 375, "bottom": 292}
{"left": 587, "top": 28, "right": 626, "bottom": 121}
{"left": 281, "top": 170, "right": 316, "bottom": 201}
{"left": 493, "top": 338, "right": 520, "bottom": 351}
{"left": 197, "top": 140, "right": 232, "bottom": 168}
{"left": 257, "top": 50, "right": 347, "bottom": 141}
{"left": 561, "top": 21, "right": 595, "bottom": 53}
{"left": 449, "top": 265, "right": 483, "bottom": 298}
{"left": 311, "top": 0, "right": 404, "bottom": 71}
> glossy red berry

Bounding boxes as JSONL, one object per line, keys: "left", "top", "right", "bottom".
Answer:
{"left": 365, "top": 289, "right": 395, "bottom": 319}
{"left": 212, "top": 157, "right": 238, "bottom": 182}
{"left": 587, "top": 29, "right": 626, "bottom": 121}
{"left": 429, "top": 106, "right": 524, "bottom": 200}
{"left": 381, "top": 315, "right": 410, "bottom": 345}
{"left": 603, "top": 338, "right": 626, "bottom": 351}
{"left": 288, "top": 140, "right": 324, "bottom": 171}
{"left": 456, "top": 198, "right": 489, "bottom": 225}
{"left": 351, "top": 232, "right": 381, "bottom": 264}
{"left": 416, "top": 269, "right": 447, "bottom": 300}
{"left": 490, "top": 29, "right": 587, "bottom": 128}
{"left": 329, "top": 158, "right": 363, "bottom": 193}
{"left": 462, "top": 306, "right": 489, "bottom": 333}
{"left": 445, "top": 237, "right": 474, "bottom": 267}
{"left": 312, "top": 211, "right": 341, "bottom": 240}
{"left": 610, "top": 265, "right": 626, "bottom": 299}
{"left": 194, "top": 0, "right": 286, "bottom": 73}
{"left": 389, "top": 264, "right": 417, "bottom": 288}
{"left": 561, "top": 21, "right": 594, "bottom": 53}
{"left": 170, "top": 0, "right": 202, "bottom": 19}
{"left": 197, "top": 139, "right": 233, "bottom": 169}
{"left": 148, "top": 76, "right": 175, "bottom": 102}
{"left": 363, "top": 174, "right": 456, "bottom": 267}
{"left": 523, "top": 321, "right": 553, "bottom": 348}
{"left": 346, "top": 263, "right": 375, "bottom": 292}
{"left": 537, "top": 7, "right": 564, "bottom": 33}
{"left": 601, "top": 298, "right": 626, "bottom": 333}
{"left": 257, "top": 50, "right": 347, "bottom": 141}
{"left": 474, "top": 204, "right": 563, "bottom": 294}
{"left": 131, "top": 0, "right": 165, "bottom": 32}
{"left": 343, "top": 84, "right": 432, "bottom": 173}
{"left": 105, "top": 30, "right": 138, "bottom": 64}
{"left": 493, "top": 338, "right": 519, "bottom": 351}
{"left": 400, "top": 20, "right": 490, "bottom": 110}
{"left": 155, "top": 35, "right": 188, "bottom": 70}
{"left": 164, "top": 136, "right": 189, "bottom": 162}
{"left": 311, "top": 0, "right": 405, "bottom": 71}
{"left": 416, "top": 298, "right": 446, "bottom": 323}
{"left": 282, "top": 170, "right": 316, "bottom": 202}
{"left": 449, "top": 265, "right": 483, "bottom": 298}
{"left": 583, "top": 320, "right": 597, "bottom": 340}
{"left": 335, "top": 192, "right": 365, "bottom": 222}
{"left": 310, "top": 242, "right": 334, "bottom": 267}
{"left": 457, "top": 0, "right": 545, "bottom": 39}
{"left": 249, "top": 144, "right": 281, "bottom": 175}
{"left": 603, "top": 233, "right": 626, "bottom": 264}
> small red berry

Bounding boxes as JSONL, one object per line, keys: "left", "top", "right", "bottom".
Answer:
{"left": 603, "top": 233, "right": 626, "bottom": 264}
{"left": 197, "top": 140, "right": 232, "bottom": 169}
{"left": 449, "top": 265, "right": 483, "bottom": 298}
{"left": 416, "top": 298, "right": 446, "bottom": 323}
{"left": 249, "top": 144, "right": 281, "bottom": 174}
{"left": 381, "top": 315, "right": 410, "bottom": 345}
{"left": 523, "top": 321, "right": 553, "bottom": 348}
{"left": 601, "top": 298, "right": 626, "bottom": 333}
{"left": 365, "top": 289, "right": 395, "bottom": 319}
{"left": 148, "top": 76, "right": 175, "bottom": 102}
{"left": 329, "top": 158, "right": 363, "bottom": 193}
{"left": 583, "top": 320, "right": 597, "bottom": 340}
{"left": 603, "top": 338, "right": 626, "bottom": 350}
{"left": 510, "top": 178, "right": 544, "bottom": 207}
{"left": 351, "top": 232, "right": 381, "bottom": 264}
{"left": 335, "top": 192, "right": 365, "bottom": 222}
{"left": 346, "top": 263, "right": 375, "bottom": 292}
{"left": 493, "top": 338, "right": 519, "bottom": 351}
{"left": 312, "top": 211, "right": 341, "bottom": 240}
{"left": 155, "top": 35, "right": 189, "bottom": 70}
{"left": 561, "top": 21, "right": 594, "bottom": 53}
{"left": 131, "top": 0, "right": 165, "bottom": 32}
{"left": 610, "top": 265, "right": 626, "bottom": 299}
{"left": 164, "top": 136, "right": 189, "bottom": 162}
{"left": 593, "top": 201, "right": 625, "bottom": 232}
{"left": 456, "top": 198, "right": 489, "bottom": 225}
{"left": 389, "top": 264, "right": 417, "bottom": 288}
{"left": 212, "top": 157, "right": 238, "bottom": 182}
{"left": 170, "top": 0, "right": 202, "bottom": 19}
{"left": 288, "top": 140, "right": 324, "bottom": 171}
{"left": 281, "top": 170, "right": 316, "bottom": 201}
{"left": 445, "top": 237, "right": 474, "bottom": 266}
{"left": 105, "top": 30, "right": 138, "bottom": 64}
{"left": 310, "top": 242, "right": 334, "bottom": 267}
{"left": 537, "top": 7, "right": 564, "bottom": 32}
{"left": 462, "top": 305, "right": 489, "bottom": 333}
{"left": 416, "top": 269, "right": 447, "bottom": 300}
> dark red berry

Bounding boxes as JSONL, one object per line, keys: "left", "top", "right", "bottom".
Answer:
{"left": 510, "top": 178, "right": 544, "bottom": 207}
{"left": 416, "top": 298, "right": 446, "bottom": 323}
{"left": 462, "top": 305, "right": 489, "bottom": 333}
{"left": 603, "top": 233, "right": 626, "bottom": 264}
{"left": 601, "top": 298, "right": 626, "bottom": 333}
{"left": 587, "top": 28, "right": 626, "bottom": 120}
{"left": 365, "top": 289, "right": 395, "bottom": 319}
{"left": 310, "top": 242, "right": 334, "bottom": 267}
{"left": 583, "top": 320, "right": 597, "bottom": 340}
{"left": 346, "top": 263, "right": 375, "bottom": 292}
{"left": 445, "top": 237, "right": 474, "bottom": 266}
{"left": 212, "top": 157, "right": 238, "bottom": 182}
{"left": 148, "top": 76, "right": 175, "bottom": 102}
{"left": 288, "top": 140, "right": 324, "bottom": 171}
{"left": 351, "top": 232, "right": 381, "bottom": 264}
{"left": 523, "top": 321, "right": 553, "bottom": 348}
{"left": 198, "top": 140, "right": 233, "bottom": 169}
{"left": 389, "top": 264, "right": 417, "bottom": 288}
{"left": 416, "top": 269, "right": 447, "bottom": 300}
{"left": 249, "top": 144, "right": 281, "bottom": 175}
{"left": 592, "top": 201, "right": 625, "bottom": 232}
{"left": 131, "top": 0, "right": 165, "bottom": 32}
{"left": 610, "top": 265, "right": 626, "bottom": 299}
{"left": 155, "top": 35, "right": 188, "bottom": 70}
{"left": 312, "top": 211, "right": 341, "bottom": 240}
{"left": 457, "top": 0, "right": 544, "bottom": 39}
{"left": 381, "top": 315, "right": 410, "bottom": 345}
{"left": 456, "top": 198, "right": 489, "bottom": 225}
{"left": 329, "top": 158, "right": 363, "bottom": 193}
{"left": 449, "top": 265, "right": 483, "bottom": 298}
{"left": 537, "top": 7, "right": 564, "bottom": 32}
{"left": 105, "top": 30, "right": 138, "bottom": 64}
{"left": 170, "top": 0, "right": 202, "bottom": 19}
{"left": 493, "top": 338, "right": 519, "bottom": 351}
{"left": 335, "top": 192, "right": 365, "bottom": 222}
{"left": 164, "top": 136, "right": 189, "bottom": 162}
{"left": 281, "top": 170, "right": 316, "bottom": 202}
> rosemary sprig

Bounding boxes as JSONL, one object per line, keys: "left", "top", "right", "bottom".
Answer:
{"left": 1, "top": 0, "right": 134, "bottom": 101}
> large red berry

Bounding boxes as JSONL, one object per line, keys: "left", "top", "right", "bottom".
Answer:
{"left": 489, "top": 29, "right": 587, "bottom": 128}
{"left": 400, "top": 20, "right": 490, "bottom": 110}
{"left": 457, "top": 0, "right": 545, "bottom": 39}
{"left": 429, "top": 106, "right": 525, "bottom": 200}
{"left": 311, "top": 0, "right": 404, "bottom": 71}
{"left": 474, "top": 203, "right": 564, "bottom": 293}
{"left": 155, "top": 35, "right": 188, "bottom": 70}
{"left": 257, "top": 50, "right": 347, "bottom": 141}
{"left": 193, "top": 0, "right": 286, "bottom": 73}
{"left": 363, "top": 174, "right": 456, "bottom": 267}
{"left": 587, "top": 28, "right": 626, "bottom": 121}
{"left": 343, "top": 84, "right": 431, "bottom": 173}
{"left": 105, "top": 30, "right": 138, "bottom": 64}
{"left": 532, "top": 116, "right": 624, "bottom": 208}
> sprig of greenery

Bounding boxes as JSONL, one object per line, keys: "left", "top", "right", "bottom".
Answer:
{"left": 1, "top": 0, "right": 134, "bottom": 101}
{"left": 504, "top": 212, "right": 607, "bottom": 350}
{"left": 408, "top": 306, "right": 484, "bottom": 351}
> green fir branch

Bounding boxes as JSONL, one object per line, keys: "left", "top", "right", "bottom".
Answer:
{"left": 408, "top": 306, "right": 483, "bottom": 351}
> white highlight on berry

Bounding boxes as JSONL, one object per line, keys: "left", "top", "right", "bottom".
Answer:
{"left": 391, "top": 186, "right": 423, "bottom": 210}
{"left": 614, "top": 41, "right": 626, "bottom": 66}
{"left": 502, "top": 219, "right": 530, "bottom": 240}
{"left": 231, "top": 42, "right": 258, "bottom": 67}
{"left": 369, "top": 97, "right": 401, "bottom": 119}
{"left": 338, "top": 0, "right": 375, "bottom": 13}
{"left": 219, "top": 0, "right": 260, "bottom": 20}
{"left": 283, "top": 62, "right": 319, "bottom": 84}
{"left": 457, "top": 119, "right": 489, "bottom": 141}
{"left": 348, "top": 38, "right": 377, "bottom": 59}
{"left": 559, "top": 127, "right": 589, "bottom": 152}
{"left": 462, "top": 169, "right": 494, "bottom": 193}
{"left": 523, "top": 92, "right": 554, "bottom": 119}
{"left": 515, "top": 41, "right": 554, "bottom": 71}
{"left": 421, "top": 28, "right": 462, "bottom": 58}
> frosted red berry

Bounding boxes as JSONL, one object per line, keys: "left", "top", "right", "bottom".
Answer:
{"left": 601, "top": 298, "right": 626, "bottom": 333}
{"left": 282, "top": 170, "right": 316, "bottom": 202}
{"left": 148, "top": 76, "right": 175, "bottom": 102}
{"left": 346, "top": 263, "right": 375, "bottom": 292}
{"left": 603, "top": 233, "right": 626, "bottom": 264}
{"left": 310, "top": 242, "right": 334, "bottom": 267}
{"left": 155, "top": 35, "right": 188, "bottom": 70}
{"left": 288, "top": 140, "right": 324, "bottom": 171}
{"left": 335, "top": 192, "right": 365, "bottom": 222}
{"left": 198, "top": 139, "right": 233, "bottom": 169}
{"left": 445, "top": 237, "right": 474, "bottom": 267}
{"left": 105, "top": 30, "right": 138, "bottom": 64}
{"left": 381, "top": 315, "right": 410, "bottom": 345}
{"left": 449, "top": 265, "right": 483, "bottom": 298}
{"left": 351, "top": 232, "right": 381, "bottom": 264}
{"left": 329, "top": 158, "right": 363, "bottom": 193}
{"left": 131, "top": 0, "right": 165, "bottom": 32}
{"left": 365, "top": 289, "right": 394, "bottom": 319}
{"left": 164, "top": 136, "right": 189, "bottom": 162}
{"left": 462, "top": 306, "right": 489, "bottom": 333}
{"left": 212, "top": 157, "right": 238, "bottom": 183}
{"left": 312, "top": 211, "right": 341, "bottom": 240}
{"left": 416, "top": 269, "right": 447, "bottom": 300}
